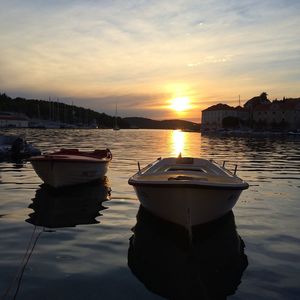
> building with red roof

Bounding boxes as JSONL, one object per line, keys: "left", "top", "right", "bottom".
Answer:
{"left": 201, "top": 94, "right": 300, "bottom": 131}
{"left": 0, "top": 112, "right": 29, "bottom": 128}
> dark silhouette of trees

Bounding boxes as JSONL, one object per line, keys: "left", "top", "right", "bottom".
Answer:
{"left": 260, "top": 92, "right": 268, "bottom": 101}
{"left": 0, "top": 93, "right": 130, "bottom": 128}
{"left": 222, "top": 116, "right": 240, "bottom": 129}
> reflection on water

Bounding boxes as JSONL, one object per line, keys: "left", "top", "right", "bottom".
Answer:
{"left": 26, "top": 181, "right": 111, "bottom": 228}
{"left": 171, "top": 130, "right": 185, "bottom": 156}
{"left": 2, "top": 181, "right": 111, "bottom": 300}
{"left": 0, "top": 158, "right": 25, "bottom": 168}
{"left": 0, "top": 129, "right": 300, "bottom": 299}
{"left": 128, "top": 206, "right": 248, "bottom": 300}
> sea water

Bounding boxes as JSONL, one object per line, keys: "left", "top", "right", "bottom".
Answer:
{"left": 0, "top": 129, "right": 299, "bottom": 299}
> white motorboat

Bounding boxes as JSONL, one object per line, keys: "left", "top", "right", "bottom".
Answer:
{"left": 29, "top": 148, "right": 112, "bottom": 188}
{"left": 128, "top": 156, "right": 249, "bottom": 229}
{"left": 0, "top": 135, "right": 40, "bottom": 159}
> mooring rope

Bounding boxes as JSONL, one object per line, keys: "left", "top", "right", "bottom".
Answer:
{"left": 1, "top": 226, "right": 43, "bottom": 300}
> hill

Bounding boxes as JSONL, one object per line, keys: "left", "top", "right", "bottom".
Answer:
{"left": 0, "top": 93, "right": 200, "bottom": 130}
{"left": 0, "top": 93, "right": 129, "bottom": 128}
{"left": 124, "top": 117, "right": 200, "bottom": 130}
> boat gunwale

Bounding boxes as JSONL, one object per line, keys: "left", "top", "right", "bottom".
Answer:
{"left": 137, "top": 158, "right": 240, "bottom": 176}
{"left": 128, "top": 178, "right": 249, "bottom": 190}
{"left": 129, "top": 158, "right": 249, "bottom": 190}
{"left": 29, "top": 156, "right": 111, "bottom": 163}
{"left": 28, "top": 148, "right": 112, "bottom": 163}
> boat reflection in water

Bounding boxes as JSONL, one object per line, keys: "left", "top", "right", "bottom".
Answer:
{"left": 128, "top": 205, "right": 248, "bottom": 300}
{"left": 26, "top": 179, "right": 111, "bottom": 228}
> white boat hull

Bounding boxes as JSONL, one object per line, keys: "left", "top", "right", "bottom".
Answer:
{"left": 31, "top": 160, "right": 109, "bottom": 188}
{"left": 129, "top": 157, "right": 248, "bottom": 228}
{"left": 132, "top": 185, "right": 242, "bottom": 227}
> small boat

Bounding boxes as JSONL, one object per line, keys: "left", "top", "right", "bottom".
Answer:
{"left": 29, "top": 148, "right": 112, "bottom": 188}
{"left": 0, "top": 135, "right": 41, "bottom": 160}
{"left": 128, "top": 155, "right": 249, "bottom": 229}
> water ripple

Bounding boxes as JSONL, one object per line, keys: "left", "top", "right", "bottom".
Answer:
{"left": 0, "top": 129, "right": 300, "bottom": 300}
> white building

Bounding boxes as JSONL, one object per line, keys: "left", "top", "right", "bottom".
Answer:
{"left": 201, "top": 97, "right": 300, "bottom": 131}
{"left": 0, "top": 112, "right": 29, "bottom": 128}
{"left": 201, "top": 104, "right": 248, "bottom": 130}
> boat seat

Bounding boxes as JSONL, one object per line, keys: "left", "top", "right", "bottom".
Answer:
{"left": 168, "top": 176, "right": 208, "bottom": 181}
{"left": 167, "top": 167, "right": 206, "bottom": 173}
{"left": 57, "top": 149, "right": 79, "bottom": 154}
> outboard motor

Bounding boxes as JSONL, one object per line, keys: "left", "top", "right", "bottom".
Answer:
{"left": 11, "top": 137, "right": 26, "bottom": 157}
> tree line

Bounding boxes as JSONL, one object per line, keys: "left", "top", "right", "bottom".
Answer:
{"left": 0, "top": 93, "right": 129, "bottom": 128}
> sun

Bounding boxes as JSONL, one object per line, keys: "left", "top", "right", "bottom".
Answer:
{"left": 170, "top": 97, "right": 190, "bottom": 112}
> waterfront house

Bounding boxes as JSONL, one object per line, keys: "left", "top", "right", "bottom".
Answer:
{"left": 201, "top": 94, "right": 300, "bottom": 131}
{"left": 201, "top": 104, "right": 248, "bottom": 130}
{"left": 0, "top": 112, "right": 29, "bottom": 128}
{"left": 253, "top": 99, "right": 300, "bottom": 130}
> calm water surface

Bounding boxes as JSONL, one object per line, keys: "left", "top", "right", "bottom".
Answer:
{"left": 0, "top": 129, "right": 300, "bottom": 299}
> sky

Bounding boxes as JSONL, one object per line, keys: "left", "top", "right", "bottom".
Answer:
{"left": 1, "top": 0, "right": 300, "bottom": 122}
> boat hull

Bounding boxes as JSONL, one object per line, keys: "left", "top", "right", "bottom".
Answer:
{"left": 132, "top": 184, "right": 243, "bottom": 228}
{"left": 31, "top": 160, "right": 109, "bottom": 188}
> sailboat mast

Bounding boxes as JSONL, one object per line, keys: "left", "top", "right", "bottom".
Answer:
{"left": 113, "top": 104, "right": 120, "bottom": 130}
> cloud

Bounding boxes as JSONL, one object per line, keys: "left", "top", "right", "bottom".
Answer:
{"left": 0, "top": 0, "right": 300, "bottom": 120}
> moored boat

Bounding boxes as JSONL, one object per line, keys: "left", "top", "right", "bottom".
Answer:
{"left": 0, "top": 135, "right": 40, "bottom": 160}
{"left": 128, "top": 156, "right": 249, "bottom": 229}
{"left": 29, "top": 148, "right": 112, "bottom": 188}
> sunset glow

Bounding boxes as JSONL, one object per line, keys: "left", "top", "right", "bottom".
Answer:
{"left": 0, "top": 1, "right": 299, "bottom": 120}
{"left": 170, "top": 97, "right": 190, "bottom": 112}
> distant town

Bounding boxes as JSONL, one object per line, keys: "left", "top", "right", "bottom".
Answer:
{"left": 202, "top": 92, "right": 300, "bottom": 134}
{"left": 1, "top": 92, "right": 300, "bottom": 133}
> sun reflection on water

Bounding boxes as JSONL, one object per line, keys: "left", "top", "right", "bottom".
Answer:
{"left": 171, "top": 130, "right": 185, "bottom": 156}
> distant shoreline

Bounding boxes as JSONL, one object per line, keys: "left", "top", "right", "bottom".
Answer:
{"left": 201, "top": 129, "right": 300, "bottom": 137}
